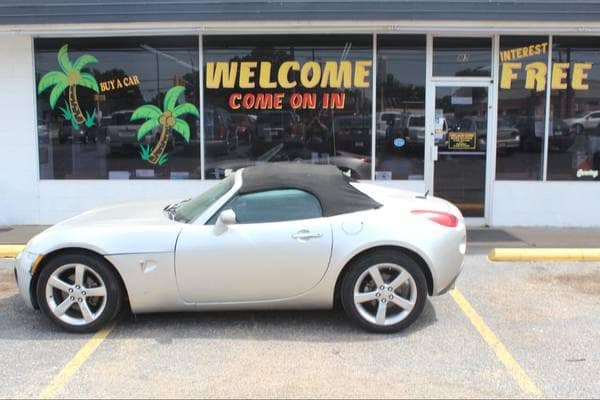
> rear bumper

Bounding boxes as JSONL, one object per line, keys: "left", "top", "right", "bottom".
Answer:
{"left": 428, "top": 222, "right": 466, "bottom": 296}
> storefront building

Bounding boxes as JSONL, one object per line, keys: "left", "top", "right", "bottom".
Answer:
{"left": 1, "top": 1, "right": 600, "bottom": 226}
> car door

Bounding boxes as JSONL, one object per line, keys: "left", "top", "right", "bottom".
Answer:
{"left": 175, "top": 188, "right": 333, "bottom": 303}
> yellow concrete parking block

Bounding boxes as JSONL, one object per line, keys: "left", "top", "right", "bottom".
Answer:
{"left": 489, "top": 248, "right": 600, "bottom": 261}
{"left": 0, "top": 245, "right": 25, "bottom": 258}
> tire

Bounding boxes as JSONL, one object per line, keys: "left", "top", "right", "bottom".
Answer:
{"left": 340, "top": 250, "right": 427, "bottom": 333}
{"left": 36, "top": 253, "right": 123, "bottom": 333}
{"left": 574, "top": 124, "right": 584, "bottom": 135}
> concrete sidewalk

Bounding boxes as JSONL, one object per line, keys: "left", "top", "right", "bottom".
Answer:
{"left": 467, "top": 227, "right": 600, "bottom": 255}
{"left": 0, "top": 225, "right": 47, "bottom": 244}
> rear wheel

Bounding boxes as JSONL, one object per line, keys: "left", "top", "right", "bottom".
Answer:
{"left": 340, "top": 250, "right": 427, "bottom": 333}
{"left": 36, "top": 253, "right": 123, "bottom": 333}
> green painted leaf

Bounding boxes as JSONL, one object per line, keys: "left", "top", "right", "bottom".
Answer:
{"left": 163, "top": 86, "right": 185, "bottom": 112}
{"left": 137, "top": 119, "right": 160, "bottom": 141}
{"left": 79, "top": 72, "right": 100, "bottom": 93}
{"left": 59, "top": 100, "right": 72, "bottom": 121}
{"left": 173, "top": 119, "right": 190, "bottom": 142}
{"left": 172, "top": 102, "right": 199, "bottom": 118}
{"left": 57, "top": 44, "right": 72, "bottom": 73}
{"left": 38, "top": 71, "right": 67, "bottom": 94}
{"left": 158, "top": 153, "right": 168, "bottom": 166}
{"left": 131, "top": 104, "right": 162, "bottom": 121}
{"left": 139, "top": 144, "right": 151, "bottom": 160}
{"left": 72, "top": 54, "right": 98, "bottom": 71}
{"left": 49, "top": 82, "right": 69, "bottom": 109}
{"left": 84, "top": 109, "right": 96, "bottom": 128}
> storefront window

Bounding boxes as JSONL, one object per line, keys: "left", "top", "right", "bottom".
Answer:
{"left": 35, "top": 36, "right": 200, "bottom": 179}
{"left": 375, "top": 35, "right": 425, "bottom": 180}
{"left": 496, "top": 36, "right": 549, "bottom": 180}
{"left": 203, "top": 35, "right": 373, "bottom": 180}
{"left": 433, "top": 37, "right": 492, "bottom": 77}
{"left": 548, "top": 36, "right": 600, "bottom": 181}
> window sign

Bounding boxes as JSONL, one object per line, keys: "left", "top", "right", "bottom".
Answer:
{"left": 500, "top": 42, "right": 592, "bottom": 92}
{"left": 203, "top": 35, "right": 373, "bottom": 180}
{"left": 496, "top": 36, "right": 550, "bottom": 180}
{"left": 35, "top": 36, "right": 200, "bottom": 179}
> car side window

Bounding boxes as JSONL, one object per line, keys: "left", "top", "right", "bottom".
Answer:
{"left": 211, "top": 189, "right": 323, "bottom": 224}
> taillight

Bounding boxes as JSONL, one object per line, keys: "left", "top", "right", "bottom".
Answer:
{"left": 219, "top": 126, "right": 225, "bottom": 138}
{"left": 411, "top": 210, "right": 458, "bottom": 228}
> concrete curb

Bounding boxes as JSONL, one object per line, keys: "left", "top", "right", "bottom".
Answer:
{"left": 0, "top": 245, "right": 25, "bottom": 258}
{"left": 489, "top": 248, "right": 600, "bottom": 261}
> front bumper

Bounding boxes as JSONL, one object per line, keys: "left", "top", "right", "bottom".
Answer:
{"left": 14, "top": 251, "right": 37, "bottom": 309}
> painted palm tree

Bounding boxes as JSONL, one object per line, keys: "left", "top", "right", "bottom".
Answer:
{"left": 131, "top": 86, "right": 199, "bottom": 165}
{"left": 37, "top": 44, "right": 99, "bottom": 128}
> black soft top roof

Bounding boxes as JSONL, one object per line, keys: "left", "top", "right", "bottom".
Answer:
{"left": 239, "top": 163, "right": 381, "bottom": 217}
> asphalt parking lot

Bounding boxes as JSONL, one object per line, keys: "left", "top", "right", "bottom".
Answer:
{"left": 0, "top": 253, "right": 599, "bottom": 399}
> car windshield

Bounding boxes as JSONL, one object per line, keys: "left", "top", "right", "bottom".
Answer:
{"left": 174, "top": 175, "right": 235, "bottom": 223}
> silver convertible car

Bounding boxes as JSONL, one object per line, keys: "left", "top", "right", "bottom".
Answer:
{"left": 14, "top": 164, "right": 466, "bottom": 333}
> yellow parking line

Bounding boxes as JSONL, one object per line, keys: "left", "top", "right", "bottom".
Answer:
{"left": 450, "top": 289, "right": 543, "bottom": 399}
{"left": 0, "top": 244, "right": 25, "bottom": 258}
{"left": 489, "top": 248, "right": 600, "bottom": 262}
{"left": 38, "top": 322, "right": 116, "bottom": 399}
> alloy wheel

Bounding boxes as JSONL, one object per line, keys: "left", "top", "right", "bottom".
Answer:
{"left": 353, "top": 263, "right": 417, "bottom": 326}
{"left": 44, "top": 263, "right": 108, "bottom": 326}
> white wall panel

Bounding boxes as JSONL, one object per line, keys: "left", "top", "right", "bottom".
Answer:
{"left": 0, "top": 36, "right": 39, "bottom": 226}
{"left": 492, "top": 181, "right": 600, "bottom": 227}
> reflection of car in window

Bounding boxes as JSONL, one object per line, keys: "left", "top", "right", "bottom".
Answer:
{"left": 495, "top": 118, "right": 520, "bottom": 152}
{"left": 564, "top": 110, "right": 600, "bottom": 134}
{"left": 252, "top": 111, "right": 304, "bottom": 155}
{"left": 203, "top": 141, "right": 371, "bottom": 180}
{"left": 204, "top": 107, "right": 239, "bottom": 155}
{"left": 333, "top": 115, "right": 372, "bottom": 155}
{"left": 516, "top": 116, "right": 575, "bottom": 152}
{"left": 376, "top": 111, "right": 405, "bottom": 140}
{"left": 106, "top": 110, "right": 145, "bottom": 154}
{"left": 230, "top": 113, "right": 256, "bottom": 145}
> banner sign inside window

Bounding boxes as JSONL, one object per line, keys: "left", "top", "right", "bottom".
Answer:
{"left": 205, "top": 60, "right": 372, "bottom": 110}
{"left": 500, "top": 42, "right": 592, "bottom": 91}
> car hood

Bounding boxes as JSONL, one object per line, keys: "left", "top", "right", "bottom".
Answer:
{"left": 53, "top": 200, "right": 175, "bottom": 229}
{"left": 27, "top": 200, "right": 183, "bottom": 255}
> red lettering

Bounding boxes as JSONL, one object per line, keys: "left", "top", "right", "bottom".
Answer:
{"left": 228, "top": 93, "right": 241, "bottom": 109}
{"left": 290, "top": 93, "right": 303, "bottom": 109}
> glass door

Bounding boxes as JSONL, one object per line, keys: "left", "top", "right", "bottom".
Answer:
{"left": 431, "top": 84, "right": 491, "bottom": 218}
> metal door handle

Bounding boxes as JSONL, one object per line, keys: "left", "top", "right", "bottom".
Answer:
{"left": 292, "top": 230, "right": 323, "bottom": 240}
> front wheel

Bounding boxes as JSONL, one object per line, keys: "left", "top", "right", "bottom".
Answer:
{"left": 36, "top": 253, "right": 123, "bottom": 333}
{"left": 340, "top": 250, "right": 427, "bottom": 333}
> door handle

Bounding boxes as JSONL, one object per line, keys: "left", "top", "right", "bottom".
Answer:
{"left": 292, "top": 229, "right": 323, "bottom": 240}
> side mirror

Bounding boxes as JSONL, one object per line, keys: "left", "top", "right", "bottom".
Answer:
{"left": 213, "top": 209, "right": 236, "bottom": 235}
{"left": 219, "top": 209, "right": 237, "bottom": 225}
